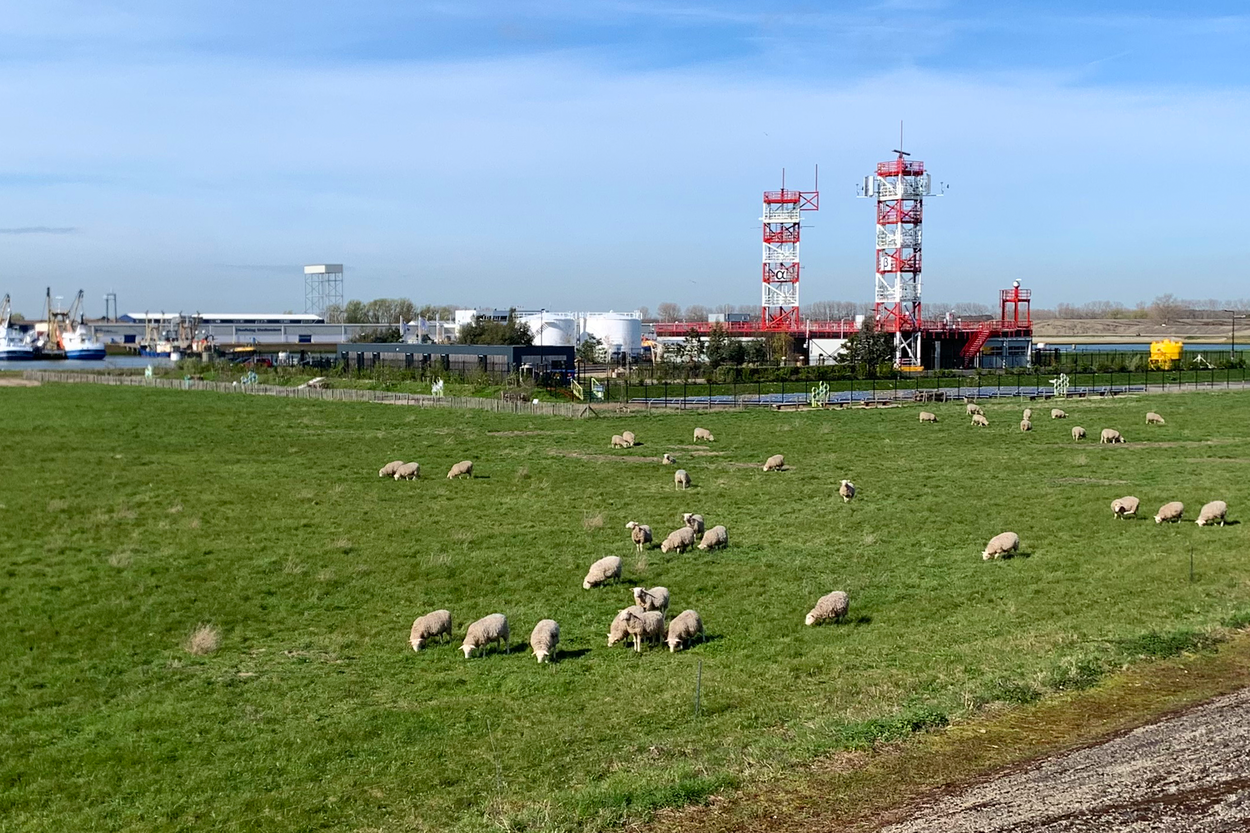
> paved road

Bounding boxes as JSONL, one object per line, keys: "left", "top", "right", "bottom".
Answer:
{"left": 881, "top": 688, "right": 1250, "bottom": 832}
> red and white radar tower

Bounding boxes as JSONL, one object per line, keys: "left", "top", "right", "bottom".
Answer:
{"left": 863, "top": 148, "right": 933, "bottom": 368}
{"left": 761, "top": 172, "right": 818, "bottom": 330}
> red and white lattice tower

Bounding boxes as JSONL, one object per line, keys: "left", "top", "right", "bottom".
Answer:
{"left": 863, "top": 150, "right": 932, "bottom": 368}
{"left": 760, "top": 173, "right": 818, "bottom": 330}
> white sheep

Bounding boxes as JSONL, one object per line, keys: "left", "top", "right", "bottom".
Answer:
{"left": 608, "top": 605, "right": 645, "bottom": 646}
{"left": 1023, "top": 408, "right": 1033, "bottom": 420}
{"left": 982, "top": 531, "right": 1020, "bottom": 560}
{"left": 582, "top": 555, "right": 623, "bottom": 589}
{"left": 693, "top": 427, "right": 715, "bottom": 442}
{"left": 379, "top": 460, "right": 405, "bottom": 478}
{"left": 611, "top": 434, "right": 629, "bottom": 448}
{"left": 1051, "top": 408, "right": 1068, "bottom": 419}
{"left": 763, "top": 454, "right": 785, "bottom": 471}
{"left": 972, "top": 414, "right": 990, "bottom": 427}
{"left": 660, "top": 526, "right": 696, "bottom": 553}
{"left": 665, "top": 609, "right": 704, "bottom": 652}
{"left": 460, "top": 613, "right": 509, "bottom": 658}
{"left": 839, "top": 480, "right": 856, "bottom": 503}
{"left": 623, "top": 609, "right": 666, "bottom": 652}
{"left": 1072, "top": 426, "right": 1086, "bottom": 441}
{"left": 632, "top": 585, "right": 670, "bottom": 614}
{"left": 919, "top": 411, "right": 938, "bottom": 423}
{"left": 805, "top": 591, "right": 849, "bottom": 626}
{"left": 621, "top": 431, "right": 637, "bottom": 447}
{"left": 1146, "top": 412, "right": 1166, "bottom": 425}
{"left": 529, "top": 619, "right": 560, "bottom": 663}
{"left": 409, "top": 609, "right": 452, "bottom": 651}
{"left": 1100, "top": 428, "right": 1125, "bottom": 444}
{"left": 662, "top": 453, "right": 677, "bottom": 465}
{"left": 966, "top": 403, "right": 984, "bottom": 416}
{"left": 674, "top": 469, "right": 692, "bottom": 490}
{"left": 1020, "top": 419, "right": 1032, "bottom": 432}
{"left": 447, "top": 460, "right": 474, "bottom": 479}
{"left": 1111, "top": 496, "right": 1140, "bottom": 520}
{"left": 697, "top": 525, "right": 728, "bottom": 551}
{"left": 625, "top": 521, "right": 652, "bottom": 551}
{"left": 682, "top": 513, "right": 705, "bottom": 535}
{"left": 393, "top": 462, "right": 421, "bottom": 480}
{"left": 1196, "top": 500, "right": 1228, "bottom": 527}
{"left": 1154, "top": 501, "right": 1184, "bottom": 523}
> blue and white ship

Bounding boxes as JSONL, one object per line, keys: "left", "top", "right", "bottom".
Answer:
{"left": 60, "top": 322, "right": 106, "bottom": 360}
{"left": 0, "top": 294, "right": 34, "bottom": 361}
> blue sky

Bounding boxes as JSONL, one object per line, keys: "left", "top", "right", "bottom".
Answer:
{"left": 1, "top": 1, "right": 1248, "bottom": 316}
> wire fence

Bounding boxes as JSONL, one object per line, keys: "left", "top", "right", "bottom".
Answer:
{"left": 21, "top": 371, "right": 595, "bottom": 418}
{"left": 585, "top": 366, "right": 1250, "bottom": 408}
{"left": 22, "top": 366, "right": 1250, "bottom": 414}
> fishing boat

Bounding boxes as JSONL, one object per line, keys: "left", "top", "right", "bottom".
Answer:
{"left": 61, "top": 322, "right": 107, "bottom": 360}
{"left": 44, "top": 289, "right": 105, "bottom": 360}
{"left": 0, "top": 294, "right": 34, "bottom": 361}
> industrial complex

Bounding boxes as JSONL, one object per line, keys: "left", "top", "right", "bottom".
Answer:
{"left": 3, "top": 147, "right": 1039, "bottom": 369}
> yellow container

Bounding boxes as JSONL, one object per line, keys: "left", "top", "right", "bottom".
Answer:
{"left": 1149, "top": 339, "right": 1183, "bottom": 369}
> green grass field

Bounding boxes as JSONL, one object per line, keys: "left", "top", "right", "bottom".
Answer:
{"left": 2, "top": 385, "right": 1247, "bottom": 832}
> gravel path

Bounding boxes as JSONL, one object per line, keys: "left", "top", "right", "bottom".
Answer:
{"left": 881, "top": 688, "right": 1250, "bottom": 832}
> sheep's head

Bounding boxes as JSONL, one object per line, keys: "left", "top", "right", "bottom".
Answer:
{"left": 460, "top": 644, "right": 476, "bottom": 658}
{"left": 411, "top": 637, "right": 424, "bottom": 652}
{"left": 804, "top": 612, "right": 817, "bottom": 626}
{"left": 534, "top": 651, "right": 549, "bottom": 663}
{"left": 625, "top": 521, "right": 638, "bottom": 530}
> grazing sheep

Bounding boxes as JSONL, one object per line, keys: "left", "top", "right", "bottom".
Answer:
{"left": 623, "top": 609, "right": 666, "bottom": 652}
{"left": 839, "top": 480, "right": 856, "bottom": 503}
{"left": 460, "top": 613, "right": 508, "bottom": 658}
{"left": 693, "top": 427, "right": 715, "bottom": 442}
{"left": 1111, "top": 496, "right": 1140, "bottom": 520}
{"left": 982, "top": 531, "right": 1020, "bottom": 560}
{"left": 622, "top": 431, "right": 636, "bottom": 447}
{"left": 919, "top": 411, "right": 938, "bottom": 423}
{"left": 409, "top": 609, "right": 452, "bottom": 651}
{"left": 1051, "top": 408, "right": 1068, "bottom": 419}
{"left": 1154, "top": 501, "right": 1184, "bottom": 523}
{"left": 697, "top": 525, "right": 728, "bottom": 551}
{"left": 1020, "top": 419, "right": 1032, "bottom": 432}
{"left": 665, "top": 609, "right": 704, "bottom": 652}
{"left": 1196, "top": 500, "right": 1227, "bottom": 527}
{"left": 1100, "top": 428, "right": 1125, "bottom": 444}
{"left": 805, "top": 591, "right": 849, "bottom": 626}
{"left": 447, "top": 460, "right": 474, "bottom": 479}
{"left": 379, "top": 460, "right": 405, "bottom": 478}
{"left": 682, "top": 513, "right": 705, "bottom": 535}
{"left": 660, "top": 526, "right": 696, "bottom": 554}
{"left": 625, "top": 521, "right": 652, "bottom": 551}
{"left": 1023, "top": 408, "right": 1033, "bottom": 421}
{"left": 393, "top": 462, "right": 421, "bottom": 480}
{"left": 1146, "top": 412, "right": 1165, "bottom": 425}
{"left": 662, "top": 453, "right": 677, "bottom": 465}
{"left": 972, "top": 414, "right": 990, "bottom": 427}
{"left": 529, "top": 619, "right": 560, "bottom": 663}
{"left": 1072, "top": 426, "right": 1087, "bottom": 441}
{"left": 608, "top": 605, "right": 645, "bottom": 646}
{"left": 763, "top": 454, "right": 785, "bottom": 471}
{"left": 966, "top": 403, "right": 984, "bottom": 416}
{"left": 674, "top": 469, "right": 692, "bottom": 490}
{"left": 611, "top": 434, "right": 629, "bottom": 448}
{"left": 632, "top": 586, "right": 670, "bottom": 614}
{"left": 582, "top": 555, "right": 623, "bottom": 589}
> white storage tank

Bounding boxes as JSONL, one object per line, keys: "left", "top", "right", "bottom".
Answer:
{"left": 522, "top": 312, "right": 577, "bottom": 347}
{"left": 582, "top": 312, "right": 642, "bottom": 357}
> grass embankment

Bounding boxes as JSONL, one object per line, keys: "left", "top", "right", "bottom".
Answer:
{"left": 1, "top": 386, "right": 1248, "bottom": 832}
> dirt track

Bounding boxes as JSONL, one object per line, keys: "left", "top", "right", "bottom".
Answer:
{"left": 880, "top": 688, "right": 1250, "bottom": 832}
